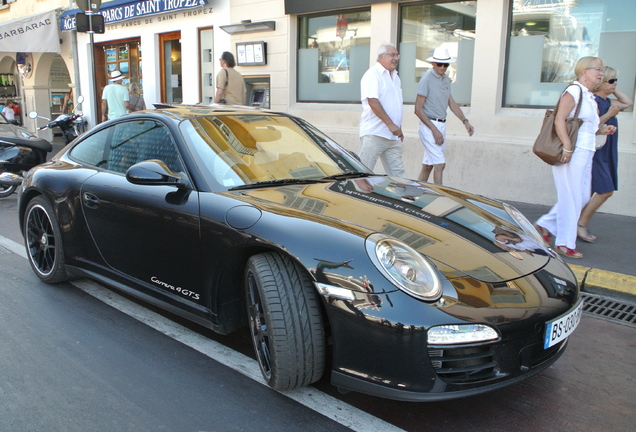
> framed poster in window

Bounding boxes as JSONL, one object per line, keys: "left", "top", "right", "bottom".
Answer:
{"left": 105, "top": 48, "right": 116, "bottom": 62}
{"left": 236, "top": 41, "right": 267, "bottom": 66}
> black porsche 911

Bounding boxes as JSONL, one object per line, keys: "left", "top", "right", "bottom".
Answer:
{"left": 18, "top": 105, "right": 582, "bottom": 401}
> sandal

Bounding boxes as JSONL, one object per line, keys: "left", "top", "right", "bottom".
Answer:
{"left": 555, "top": 246, "right": 583, "bottom": 259}
{"left": 533, "top": 223, "right": 551, "bottom": 243}
{"left": 577, "top": 225, "right": 597, "bottom": 243}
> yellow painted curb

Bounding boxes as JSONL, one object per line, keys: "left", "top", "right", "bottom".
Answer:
{"left": 568, "top": 264, "right": 589, "bottom": 286}
{"left": 569, "top": 264, "right": 636, "bottom": 297}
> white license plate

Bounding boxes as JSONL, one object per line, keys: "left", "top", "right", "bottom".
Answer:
{"left": 544, "top": 299, "right": 583, "bottom": 349}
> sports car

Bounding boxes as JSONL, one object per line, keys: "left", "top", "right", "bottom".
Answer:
{"left": 18, "top": 106, "right": 581, "bottom": 401}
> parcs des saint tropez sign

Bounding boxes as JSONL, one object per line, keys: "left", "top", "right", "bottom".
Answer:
{"left": 60, "top": 0, "right": 208, "bottom": 31}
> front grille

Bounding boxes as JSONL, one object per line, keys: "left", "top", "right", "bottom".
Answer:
{"left": 428, "top": 345, "right": 497, "bottom": 383}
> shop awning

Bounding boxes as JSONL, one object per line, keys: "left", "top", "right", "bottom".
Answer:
{"left": 0, "top": 11, "right": 60, "bottom": 53}
{"left": 60, "top": 0, "right": 209, "bottom": 31}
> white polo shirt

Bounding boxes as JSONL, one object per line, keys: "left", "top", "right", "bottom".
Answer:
{"left": 359, "top": 62, "right": 403, "bottom": 140}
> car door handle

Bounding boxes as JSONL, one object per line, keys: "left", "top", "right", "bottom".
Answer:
{"left": 82, "top": 192, "right": 100, "bottom": 209}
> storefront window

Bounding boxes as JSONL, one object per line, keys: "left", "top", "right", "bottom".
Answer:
{"left": 298, "top": 9, "right": 371, "bottom": 102}
{"left": 96, "top": 39, "right": 142, "bottom": 121}
{"left": 505, "top": 0, "right": 636, "bottom": 107}
{"left": 103, "top": 42, "right": 141, "bottom": 86}
{"left": 399, "top": 1, "right": 477, "bottom": 105}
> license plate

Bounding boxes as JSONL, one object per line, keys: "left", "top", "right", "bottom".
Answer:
{"left": 544, "top": 299, "right": 583, "bottom": 349}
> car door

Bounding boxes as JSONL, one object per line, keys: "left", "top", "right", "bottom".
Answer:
{"left": 79, "top": 119, "right": 204, "bottom": 304}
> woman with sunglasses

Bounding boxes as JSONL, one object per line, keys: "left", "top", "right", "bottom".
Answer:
{"left": 535, "top": 57, "right": 616, "bottom": 259}
{"left": 577, "top": 67, "right": 633, "bottom": 242}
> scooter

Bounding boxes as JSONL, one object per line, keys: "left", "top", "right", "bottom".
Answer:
{"left": 0, "top": 96, "right": 85, "bottom": 198}
{"left": 30, "top": 95, "right": 87, "bottom": 145}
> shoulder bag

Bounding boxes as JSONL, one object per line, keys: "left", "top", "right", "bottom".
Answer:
{"left": 533, "top": 84, "right": 583, "bottom": 165}
{"left": 219, "top": 69, "right": 229, "bottom": 104}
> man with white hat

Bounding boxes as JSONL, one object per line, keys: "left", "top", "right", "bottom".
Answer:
{"left": 414, "top": 46, "right": 474, "bottom": 184}
{"left": 101, "top": 70, "right": 136, "bottom": 122}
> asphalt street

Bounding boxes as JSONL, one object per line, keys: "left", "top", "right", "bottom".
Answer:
{"left": 1, "top": 182, "right": 635, "bottom": 431}
{"left": 0, "top": 248, "right": 360, "bottom": 432}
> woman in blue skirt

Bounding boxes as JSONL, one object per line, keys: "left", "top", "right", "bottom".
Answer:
{"left": 577, "top": 67, "right": 633, "bottom": 242}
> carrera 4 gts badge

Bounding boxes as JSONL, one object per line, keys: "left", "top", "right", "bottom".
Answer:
{"left": 151, "top": 276, "right": 200, "bottom": 300}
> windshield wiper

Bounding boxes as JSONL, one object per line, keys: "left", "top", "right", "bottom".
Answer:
{"left": 321, "top": 171, "right": 376, "bottom": 181}
{"left": 229, "top": 178, "right": 327, "bottom": 191}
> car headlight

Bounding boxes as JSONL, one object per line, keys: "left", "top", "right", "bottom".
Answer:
{"left": 427, "top": 324, "right": 499, "bottom": 345}
{"left": 365, "top": 233, "right": 442, "bottom": 301}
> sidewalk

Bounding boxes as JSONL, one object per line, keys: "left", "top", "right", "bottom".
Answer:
{"left": 508, "top": 201, "right": 636, "bottom": 300}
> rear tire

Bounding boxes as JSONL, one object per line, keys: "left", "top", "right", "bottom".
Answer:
{"left": 245, "top": 252, "right": 325, "bottom": 390}
{"left": 24, "top": 196, "right": 69, "bottom": 283}
{"left": 0, "top": 184, "right": 17, "bottom": 198}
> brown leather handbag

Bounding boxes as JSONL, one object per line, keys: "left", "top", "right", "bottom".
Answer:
{"left": 533, "top": 84, "right": 583, "bottom": 165}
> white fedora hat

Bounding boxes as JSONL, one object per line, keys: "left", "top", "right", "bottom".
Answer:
{"left": 110, "top": 70, "right": 125, "bottom": 81}
{"left": 426, "top": 46, "right": 456, "bottom": 63}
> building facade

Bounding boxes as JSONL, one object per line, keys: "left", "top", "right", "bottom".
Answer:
{"left": 2, "top": 0, "right": 635, "bottom": 217}
{"left": 0, "top": 1, "right": 74, "bottom": 133}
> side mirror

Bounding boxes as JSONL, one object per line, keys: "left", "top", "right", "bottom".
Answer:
{"left": 77, "top": 95, "right": 84, "bottom": 105}
{"left": 126, "top": 160, "right": 189, "bottom": 189}
{"left": 28, "top": 111, "right": 38, "bottom": 119}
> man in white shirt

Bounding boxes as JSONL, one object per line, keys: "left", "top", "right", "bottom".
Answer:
{"left": 359, "top": 44, "right": 405, "bottom": 177}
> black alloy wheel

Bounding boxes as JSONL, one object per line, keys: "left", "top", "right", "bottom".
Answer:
{"left": 245, "top": 252, "right": 326, "bottom": 391}
{"left": 24, "top": 196, "right": 69, "bottom": 283}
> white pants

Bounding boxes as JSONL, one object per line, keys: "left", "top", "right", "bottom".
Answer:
{"left": 537, "top": 147, "right": 594, "bottom": 249}
{"left": 419, "top": 120, "right": 447, "bottom": 165}
{"left": 359, "top": 134, "right": 405, "bottom": 177}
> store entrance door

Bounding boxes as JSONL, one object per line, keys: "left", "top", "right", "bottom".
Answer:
{"left": 159, "top": 31, "right": 182, "bottom": 103}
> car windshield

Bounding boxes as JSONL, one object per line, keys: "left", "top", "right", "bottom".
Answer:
{"left": 179, "top": 113, "right": 369, "bottom": 189}
{"left": 0, "top": 113, "right": 8, "bottom": 124}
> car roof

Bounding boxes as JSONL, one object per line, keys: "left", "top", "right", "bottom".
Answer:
{"left": 150, "top": 103, "right": 288, "bottom": 121}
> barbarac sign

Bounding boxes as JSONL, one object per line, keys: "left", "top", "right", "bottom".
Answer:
{"left": 60, "top": 0, "right": 209, "bottom": 31}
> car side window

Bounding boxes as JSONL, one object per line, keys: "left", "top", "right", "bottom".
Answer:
{"left": 107, "top": 120, "right": 183, "bottom": 174}
{"left": 69, "top": 128, "right": 111, "bottom": 168}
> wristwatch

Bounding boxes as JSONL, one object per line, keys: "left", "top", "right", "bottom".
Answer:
{"left": 462, "top": 119, "right": 469, "bottom": 124}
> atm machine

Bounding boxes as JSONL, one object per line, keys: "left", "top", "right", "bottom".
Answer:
{"left": 244, "top": 76, "right": 270, "bottom": 108}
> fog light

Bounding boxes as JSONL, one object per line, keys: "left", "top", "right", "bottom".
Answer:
{"left": 428, "top": 324, "right": 499, "bottom": 345}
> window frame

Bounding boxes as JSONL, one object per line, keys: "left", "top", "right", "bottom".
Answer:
{"left": 297, "top": 8, "right": 372, "bottom": 104}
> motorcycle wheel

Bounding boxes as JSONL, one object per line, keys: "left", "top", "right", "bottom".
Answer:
{"left": 0, "top": 184, "right": 17, "bottom": 198}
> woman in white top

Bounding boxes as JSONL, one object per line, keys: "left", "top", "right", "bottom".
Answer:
{"left": 535, "top": 57, "right": 616, "bottom": 259}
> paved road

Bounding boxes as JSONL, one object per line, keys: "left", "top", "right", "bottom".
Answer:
{"left": 0, "top": 249, "right": 364, "bottom": 431}
{"left": 1, "top": 192, "right": 635, "bottom": 431}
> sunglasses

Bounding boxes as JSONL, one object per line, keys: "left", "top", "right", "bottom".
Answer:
{"left": 606, "top": 78, "right": 618, "bottom": 84}
{"left": 435, "top": 63, "right": 449, "bottom": 68}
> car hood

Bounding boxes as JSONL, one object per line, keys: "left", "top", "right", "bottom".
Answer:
{"left": 229, "top": 176, "right": 552, "bottom": 284}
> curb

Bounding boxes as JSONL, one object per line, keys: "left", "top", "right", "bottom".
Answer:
{"left": 569, "top": 264, "right": 636, "bottom": 298}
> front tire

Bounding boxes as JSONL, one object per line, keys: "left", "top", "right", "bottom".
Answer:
{"left": 24, "top": 196, "right": 69, "bottom": 283}
{"left": 245, "top": 252, "right": 325, "bottom": 390}
{"left": 0, "top": 184, "right": 17, "bottom": 198}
